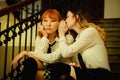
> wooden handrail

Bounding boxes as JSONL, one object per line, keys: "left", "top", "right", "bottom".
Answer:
{"left": 0, "top": 0, "right": 38, "bottom": 17}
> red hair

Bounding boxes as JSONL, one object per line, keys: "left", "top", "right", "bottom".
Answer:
{"left": 41, "top": 9, "right": 61, "bottom": 21}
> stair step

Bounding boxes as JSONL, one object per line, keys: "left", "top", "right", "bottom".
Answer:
{"left": 110, "top": 63, "right": 120, "bottom": 73}
{"left": 107, "top": 47, "right": 120, "bottom": 50}
{"left": 106, "top": 32, "right": 120, "bottom": 36}
{"left": 107, "top": 50, "right": 120, "bottom": 56}
{"left": 95, "top": 24, "right": 120, "bottom": 28}
{"left": 106, "top": 42, "right": 120, "bottom": 47}
{"left": 112, "top": 72, "right": 120, "bottom": 80}
{"left": 94, "top": 18, "right": 120, "bottom": 24}
{"left": 95, "top": 19, "right": 120, "bottom": 79}
{"left": 109, "top": 56, "right": 120, "bottom": 63}
{"left": 107, "top": 48, "right": 120, "bottom": 57}
{"left": 107, "top": 36, "right": 120, "bottom": 41}
{"left": 104, "top": 28, "right": 120, "bottom": 32}
{"left": 98, "top": 19, "right": 120, "bottom": 23}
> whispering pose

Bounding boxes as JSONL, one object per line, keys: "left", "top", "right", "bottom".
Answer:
{"left": 34, "top": 9, "right": 75, "bottom": 80}
{"left": 50, "top": 9, "right": 112, "bottom": 80}
{"left": 12, "top": 9, "right": 75, "bottom": 80}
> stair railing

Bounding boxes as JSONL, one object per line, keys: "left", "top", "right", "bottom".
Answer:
{"left": 0, "top": 0, "right": 41, "bottom": 80}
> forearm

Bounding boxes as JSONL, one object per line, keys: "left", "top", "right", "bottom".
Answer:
{"left": 12, "top": 51, "right": 29, "bottom": 67}
{"left": 59, "top": 28, "right": 97, "bottom": 58}
{"left": 30, "top": 50, "right": 61, "bottom": 63}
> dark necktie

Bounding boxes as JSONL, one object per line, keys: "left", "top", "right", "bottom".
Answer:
{"left": 78, "top": 53, "right": 86, "bottom": 69}
{"left": 44, "top": 41, "right": 56, "bottom": 68}
{"left": 47, "top": 41, "right": 56, "bottom": 53}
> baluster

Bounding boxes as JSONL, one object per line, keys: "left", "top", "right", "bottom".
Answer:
{"left": 30, "top": 3, "right": 35, "bottom": 51}
{"left": 0, "top": 23, "right": 2, "bottom": 46}
{"left": 10, "top": 14, "right": 18, "bottom": 80}
{"left": 18, "top": 8, "right": 23, "bottom": 53}
{"left": 3, "top": 13, "right": 10, "bottom": 80}
{"left": 0, "top": 1, "right": 41, "bottom": 80}
{"left": 24, "top": 6, "right": 29, "bottom": 51}
{"left": 35, "top": 5, "right": 40, "bottom": 37}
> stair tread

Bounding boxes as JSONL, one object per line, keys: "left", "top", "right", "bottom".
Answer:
{"left": 107, "top": 37, "right": 120, "bottom": 41}
{"left": 99, "top": 25, "right": 120, "bottom": 27}
{"left": 104, "top": 28, "right": 120, "bottom": 32}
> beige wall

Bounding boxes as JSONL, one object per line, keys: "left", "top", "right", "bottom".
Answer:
{"left": 104, "top": 0, "right": 120, "bottom": 18}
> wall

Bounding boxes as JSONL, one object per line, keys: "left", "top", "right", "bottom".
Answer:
{"left": 104, "top": 0, "right": 120, "bottom": 18}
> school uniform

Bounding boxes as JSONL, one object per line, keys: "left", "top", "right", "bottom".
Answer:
{"left": 30, "top": 34, "right": 77, "bottom": 80}
{"left": 59, "top": 27, "right": 110, "bottom": 71}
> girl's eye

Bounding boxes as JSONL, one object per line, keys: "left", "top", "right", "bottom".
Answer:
{"left": 51, "top": 20, "right": 57, "bottom": 22}
{"left": 43, "top": 20, "right": 47, "bottom": 22}
{"left": 42, "top": 19, "right": 57, "bottom": 22}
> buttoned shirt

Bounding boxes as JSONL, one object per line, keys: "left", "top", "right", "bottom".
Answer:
{"left": 31, "top": 33, "right": 77, "bottom": 65}
{"left": 59, "top": 27, "right": 110, "bottom": 71}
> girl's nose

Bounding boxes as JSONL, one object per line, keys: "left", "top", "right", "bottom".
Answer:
{"left": 65, "top": 19, "right": 67, "bottom": 22}
{"left": 47, "top": 21, "right": 51, "bottom": 26}
{"left": 65, "top": 20, "right": 67, "bottom": 24}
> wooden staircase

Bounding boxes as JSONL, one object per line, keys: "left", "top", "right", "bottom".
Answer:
{"left": 95, "top": 19, "right": 120, "bottom": 80}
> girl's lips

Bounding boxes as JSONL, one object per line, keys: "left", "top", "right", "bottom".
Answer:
{"left": 45, "top": 27, "right": 51, "bottom": 30}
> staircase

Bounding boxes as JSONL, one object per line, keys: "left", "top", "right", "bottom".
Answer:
{"left": 95, "top": 19, "right": 120, "bottom": 80}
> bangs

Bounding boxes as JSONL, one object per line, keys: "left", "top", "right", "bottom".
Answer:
{"left": 43, "top": 13, "right": 59, "bottom": 20}
{"left": 41, "top": 9, "right": 61, "bottom": 21}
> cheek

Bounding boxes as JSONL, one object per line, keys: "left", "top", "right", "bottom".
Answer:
{"left": 42, "top": 24, "right": 46, "bottom": 29}
{"left": 53, "top": 25, "right": 58, "bottom": 31}
{"left": 66, "top": 20, "right": 74, "bottom": 28}
{"left": 52, "top": 23, "right": 58, "bottom": 31}
{"left": 42, "top": 22, "right": 45, "bottom": 27}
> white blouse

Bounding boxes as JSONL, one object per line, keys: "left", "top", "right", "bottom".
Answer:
{"left": 59, "top": 27, "right": 110, "bottom": 71}
{"left": 31, "top": 34, "right": 76, "bottom": 64}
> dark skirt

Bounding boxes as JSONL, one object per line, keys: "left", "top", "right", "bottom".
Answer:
{"left": 74, "top": 67, "right": 113, "bottom": 80}
{"left": 49, "top": 62, "right": 113, "bottom": 80}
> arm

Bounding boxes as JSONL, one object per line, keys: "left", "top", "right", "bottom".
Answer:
{"left": 34, "top": 36, "right": 49, "bottom": 53}
{"left": 12, "top": 25, "right": 49, "bottom": 67}
{"left": 12, "top": 48, "right": 61, "bottom": 67}
{"left": 35, "top": 24, "right": 49, "bottom": 53}
{"left": 31, "top": 48, "right": 61, "bottom": 63}
{"left": 33, "top": 26, "right": 61, "bottom": 63}
{"left": 59, "top": 28, "right": 97, "bottom": 58}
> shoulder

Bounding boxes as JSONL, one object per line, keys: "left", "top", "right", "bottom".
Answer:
{"left": 79, "top": 27, "right": 98, "bottom": 38}
{"left": 85, "top": 27, "right": 97, "bottom": 32}
{"left": 83, "top": 27, "right": 98, "bottom": 34}
{"left": 36, "top": 35, "right": 49, "bottom": 42}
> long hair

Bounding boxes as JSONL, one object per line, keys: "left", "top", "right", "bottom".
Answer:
{"left": 68, "top": 9, "right": 107, "bottom": 44}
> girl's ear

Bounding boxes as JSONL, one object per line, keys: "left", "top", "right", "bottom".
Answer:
{"left": 76, "top": 15, "right": 79, "bottom": 21}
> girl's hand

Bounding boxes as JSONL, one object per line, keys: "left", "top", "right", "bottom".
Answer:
{"left": 38, "top": 25, "right": 48, "bottom": 38}
{"left": 11, "top": 51, "right": 28, "bottom": 67}
{"left": 58, "top": 20, "right": 68, "bottom": 36}
{"left": 69, "top": 62, "right": 80, "bottom": 67}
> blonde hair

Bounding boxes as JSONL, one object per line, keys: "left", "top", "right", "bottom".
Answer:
{"left": 70, "top": 9, "right": 107, "bottom": 44}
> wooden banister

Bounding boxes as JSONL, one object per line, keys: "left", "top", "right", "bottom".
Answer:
{"left": 0, "top": 0, "right": 38, "bottom": 17}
